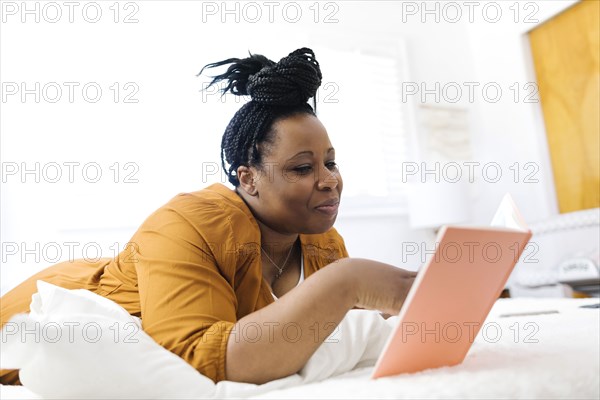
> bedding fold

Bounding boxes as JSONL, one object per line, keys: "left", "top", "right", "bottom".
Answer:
{"left": 0, "top": 281, "right": 394, "bottom": 399}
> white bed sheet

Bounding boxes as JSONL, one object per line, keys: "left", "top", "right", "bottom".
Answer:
{"left": 250, "top": 298, "right": 600, "bottom": 399}
{"left": 1, "top": 298, "right": 599, "bottom": 399}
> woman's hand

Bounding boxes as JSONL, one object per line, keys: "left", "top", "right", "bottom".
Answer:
{"left": 343, "top": 258, "right": 417, "bottom": 315}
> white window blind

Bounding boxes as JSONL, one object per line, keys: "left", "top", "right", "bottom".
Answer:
{"left": 315, "top": 40, "right": 416, "bottom": 213}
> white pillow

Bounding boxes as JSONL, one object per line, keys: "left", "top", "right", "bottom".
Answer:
{"left": 1, "top": 281, "right": 393, "bottom": 399}
{"left": 1, "top": 281, "right": 216, "bottom": 399}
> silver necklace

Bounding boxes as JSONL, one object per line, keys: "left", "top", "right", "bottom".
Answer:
{"left": 261, "top": 242, "right": 295, "bottom": 279}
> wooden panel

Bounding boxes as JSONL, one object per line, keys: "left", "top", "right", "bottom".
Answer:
{"left": 529, "top": 0, "right": 600, "bottom": 213}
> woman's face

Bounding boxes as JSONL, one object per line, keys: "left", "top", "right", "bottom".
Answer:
{"left": 241, "top": 113, "right": 343, "bottom": 235}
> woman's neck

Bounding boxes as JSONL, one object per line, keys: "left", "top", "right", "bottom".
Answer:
{"left": 255, "top": 218, "right": 299, "bottom": 256}
{"left": 234, "top": 187, "right": 299, "bottom": 257}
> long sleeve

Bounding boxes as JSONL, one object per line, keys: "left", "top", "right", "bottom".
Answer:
{"left": 115, "top": 185, "right": 350, "bottom": 383}
{"left": 130, "top": 195, "right": 241, "bottom": 383}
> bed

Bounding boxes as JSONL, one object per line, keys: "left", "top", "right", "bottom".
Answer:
{"left": 1, "top": 281, "right": 598, "bottom": 399}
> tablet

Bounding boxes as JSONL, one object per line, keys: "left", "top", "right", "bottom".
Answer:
{"left": 372, "top": 194, "right": 532, "bottom": 378}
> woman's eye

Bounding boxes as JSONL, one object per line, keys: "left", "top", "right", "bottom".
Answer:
{"left": 294, "top": 166, "right": 312, "bottom": 175}
{"left": 326, "top": 161, "right": 338, "bottom": 171}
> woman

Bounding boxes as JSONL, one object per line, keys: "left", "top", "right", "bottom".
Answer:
{"left": 0, "top": 48, "right": 416, "bottom": 385}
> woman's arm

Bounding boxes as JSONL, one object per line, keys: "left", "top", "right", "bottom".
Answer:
{"left": 225, "top": 257, "right": 416, "bottom": 383}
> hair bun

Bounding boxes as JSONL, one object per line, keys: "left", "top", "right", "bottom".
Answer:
{"left": 247, "top": 48, "right": 322, "bottom": 106}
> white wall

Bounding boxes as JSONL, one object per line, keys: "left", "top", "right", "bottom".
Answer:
{"left": 465, "top": 0, "right": 579, "bottom": 224}
{"left": 336, "top": 1, "right": 583, "bottom": 271}
{"left": 298, "top": 2, "right": 479, "bottom": 268}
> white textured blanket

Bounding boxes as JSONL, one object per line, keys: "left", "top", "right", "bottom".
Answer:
{"left": 1, "top": 282, "right": 599, "bottom": 399}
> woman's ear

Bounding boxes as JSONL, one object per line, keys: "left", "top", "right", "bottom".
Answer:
{"left": 237, "top": 165, "right": 258, "bottom": 196}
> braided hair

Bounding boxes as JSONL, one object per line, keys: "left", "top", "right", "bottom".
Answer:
{"left": 198, "top": 48, "right": 323, "bottom": 187}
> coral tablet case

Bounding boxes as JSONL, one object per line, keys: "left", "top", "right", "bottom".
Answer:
{"left": 372, "top": 199, "right": 532, "bottom": 379}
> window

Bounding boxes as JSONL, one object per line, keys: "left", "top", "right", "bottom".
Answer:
{"left": 314, "top": 39, "right": 417, "bottom": 214}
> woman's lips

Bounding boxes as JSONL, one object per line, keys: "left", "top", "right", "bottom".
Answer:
{"left": 315, "top": 203, "right": 339, "bottom": 216}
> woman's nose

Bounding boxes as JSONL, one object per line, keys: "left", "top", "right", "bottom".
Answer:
{"left": 316, "top": 165, "right": 338, "bottom": 190}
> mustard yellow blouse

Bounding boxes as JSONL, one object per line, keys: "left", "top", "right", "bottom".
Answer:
{"left": 0, "top": 183, "right": 349, "bottom": 384}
